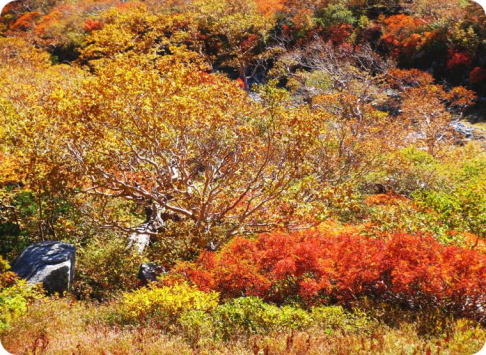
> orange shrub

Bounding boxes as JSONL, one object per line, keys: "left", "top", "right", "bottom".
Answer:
{"left": 83, "top": 19, "right": 104, "bottom": 32}
{"left": 381, "top": 14, "right": 429, "bottom": 58}
{"left": 11, "top": 12, "right": 41, "bottom": 31}
{"left": 173, "top": 230, "right": 486, "bottom": 322}
{"left": 0, "top": 271, "right": 19, "bottom": 289}
{"left": 364, "top": 193, "right": 408, "bottom": 206}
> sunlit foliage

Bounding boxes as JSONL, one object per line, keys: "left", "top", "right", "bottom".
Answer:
{"left": 0, "top": 0, "right": 485, "bottom": 351}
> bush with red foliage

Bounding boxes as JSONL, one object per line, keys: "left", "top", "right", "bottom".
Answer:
{"left": 470, "top": 67, "right": 486, "bottom": 85}
{"left": 173, "top": 230, "right": 486, "bottom": 322}
{"left": 323, "top": 24, "right": 353, "bottom": 46}
{"left": 447, "top": 48, "right": 473, "bottom": 70}
{"left": 83, "top": 19, "right": 104, "bottom": 32}
{"left": 381, "top": 14, "right": 428, "bottom": 59}
{"left": 0, "top": 271, "right": 19, "bottom": 288}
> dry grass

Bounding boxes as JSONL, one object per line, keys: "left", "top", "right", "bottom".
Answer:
{"left": 1, "top": 298, "right": 485, "bottom": 355}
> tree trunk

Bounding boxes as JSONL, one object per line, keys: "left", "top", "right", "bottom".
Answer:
{"left": 127, "top": 203, "right": 167, "bottom": 253}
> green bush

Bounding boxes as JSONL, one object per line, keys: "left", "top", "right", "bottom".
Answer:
{"left": 106, "top": 292, "right": 372, "bottom": 344}
{"left": 180, "top": 298, "right": 368, "bottom": 341}
{"left": 412, "top": 184, "right": 486, "bottom": 238}
{"left": 0, "top": 257, "right": 44, "bottom": 330}
{"left": 74, "top": 234, "right": 144, "bottom": 300}
{"left": 179, "top": 299, "right": 321, "bottom": 343}
{"left": 366, "top": 146, "right": 443, "bottom": 195}
{"left": 362, "top": 145, "right": 486, "bottom": 243}
{"left": 277, "top": 305, "right": 313, "bottom": 329}
{"left": 211, "top": 297, "right": 281, "bottom": 338}
{"left": 311, "top": 305, "right": 370, "bottom": 333}
{"left": 116, "top": 291, "right": 374, "bottom": 339}
{"left": 315, "top": 4, "right": 356, "bottom": 28}
{"left": 178, "top": 302, "right": 314, "bottom": 344}
{"left": 363, "top": 199, "right": 458, "bottom": 244}
{"left": 179, "top": 310, "right": 217, "bottom": 346}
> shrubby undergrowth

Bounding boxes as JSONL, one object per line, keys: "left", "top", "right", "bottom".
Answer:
{"left": 0, "top": 256, "right": 44, "bottom": 331}
{"left": 113, "top": 287, "right": 370, "bottom": 342}
{"left": 172, "top": 230, "right": 486, "bottom": 324}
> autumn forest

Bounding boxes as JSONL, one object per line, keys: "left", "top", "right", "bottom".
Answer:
{"left": 0, "top": 0, "right": 486, "bottom": 354}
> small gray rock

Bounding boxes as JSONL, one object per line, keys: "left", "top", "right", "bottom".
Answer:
{"left": 138, "top": 263, "right": 166, "bottom": 285}
{"left": 11, "top": 241, "right": 76, "bottom": 295}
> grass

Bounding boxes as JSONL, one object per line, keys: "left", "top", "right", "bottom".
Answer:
{"left": 1, "top": 298, "right": 485, "bottom": 355}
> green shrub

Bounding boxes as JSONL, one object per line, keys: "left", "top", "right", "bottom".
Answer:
{"left": 315, "top": 4, "right": 356, "bottom": 28}
{"left": 413, "top": 184, "right": 486, "bottom": 238}
{"left": 74, "top": 234, "right": 144, "bottom": 300}
{"left": 362, "top": 145, "right": 486, "bottom": 243}
{"left": 277, "top": 305, "right": 313, "bottom": 329}
{"left": 367, "top": 146, "right": 443, "bottom": 195}
{"left": 179, "top": 310, "right": 216, "bottom": 346}
{"left": 0, "top": 257, "right": 44, "bottom": 330}
{"left": 363, "top": 199, "right": 458, "bottom": 244}
{"left": 210, "top": 297, "right": 316, "bottom": 339}
{"left": 211, "top": 297, "right": 280, "bottom": 338}
{"left": 311, "top": 306, "right": 370, "bottom": 333}
{"left": 180, "top": 298, "right": 368, "bottom": 341}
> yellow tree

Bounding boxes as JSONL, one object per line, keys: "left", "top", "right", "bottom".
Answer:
{"left": 191, "top": 0, "right": 276, "bottom": 90}
{"left": 80, "top": 0, "right": 276, "bottom": 90}
{"left": 270, "top": 39, "right": 403, "bottom": 185}
{"left": 80, "top": 3, "right": 200, "bottom": 63}
{"left": 33, "top": 49, "right": 319, "bottom": 251}
{"left": 0, "top": 38, "right": 86, "bottom": 244}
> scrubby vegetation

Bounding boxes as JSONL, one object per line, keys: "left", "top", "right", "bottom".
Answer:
{"left": 1, "top": 0, "right": 486, "bottom": 353}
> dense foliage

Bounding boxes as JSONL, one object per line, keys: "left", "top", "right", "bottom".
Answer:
{"left": 1, "top": 0, "right": 486, "bottom": 353}
{"left": 174, "top": 230, "right": 486, "bottom": 322}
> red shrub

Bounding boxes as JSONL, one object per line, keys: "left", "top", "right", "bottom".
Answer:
{"left": 447, "top": 49, "right": 472, "bottom": 70}
{"left": 173, "top": 230, "right": 486, "bottom": 321}
{"left": 236, "top": 77, "right": 245, "bottom": 89}
{"left": 240, "top": 34, "right": 259, "bottom": 50}
{"left": 381, "top": 14, "right": 429, "bottom": 58}
{"left": 83, "top": 19, "right": 104, "bottom": 32}
{"left": 470, "top": 67, "right": 486, "bottom": 84}
{"left": 324, "top": 24, "right": 353, "bottom": 45}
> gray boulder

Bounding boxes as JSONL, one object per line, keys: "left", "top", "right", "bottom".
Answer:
{"left": 11, "top": 241, "right": 76, "bottom": 295}
{"left": 451, "top": 121, "right": 475, "bottom": 139}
